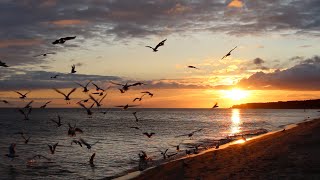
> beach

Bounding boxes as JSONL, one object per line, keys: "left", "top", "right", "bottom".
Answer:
{"left": 132, "top": 118, "right": 320, "bottom": 180}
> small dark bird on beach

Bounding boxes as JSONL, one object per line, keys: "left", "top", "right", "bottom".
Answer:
{"left": 52, "top": 36, "right": 76, "bottom": 44}
{"left": 51, "top": 115, "right": 62, "bottom": 127}
{"left": 68, "top": 123, "right": 83, "bottom": 136}
{"left": 187, "top": 66, "right": 199, "bottom": 69}
{"left": 115, "top": 104, "right": 138, "bottom": 110}
{"left": 78, "top": 102, "right": 95, "bottom": 115}
{"left": 21, "top": 134, "right": 31, "bottom": 144}
{"left": 23, "top": 100, "right": 34, "bottom": 109}
{"left": 0, "top": 60, "right": 9, "bottom": 67}
{"left": 71, "top": 64, "right": 77, "bottom": 73}
{"left": 176, "top": 129, "right": 203, "bottom": 138}
{"left": 141, "top": 91, "right": 153, "bottom": 97}
{"left": 89, "top": 153, "right": 95, "bottom": 166}
{"left": 79, "top": 138, "right": 99, "bottom": 150}
{"left": 1, "top": 100, "right": 9, "bottom": 104}
{"left": 15, "top": 91, "right": 30, "bottom": 99}
{"left": 215, "top": 142, "right": 220, "bottom": 149}
{"left": 92, "top": 82, "right": 105, "bottom": 91}
{"left": 18, "top": 108, "right": 32, "bottom": 120}
{"left": 71, "top": 140, "right": 83, "bottom": 147}
{"left": 212, "top": 103, "right": 219, "bottom": 108}
{"left": 54, "top": 88, "right": 77, "bottom": 103}
{"left": 5, "top": 143, "right": 18, "bottom": 159}
{"left": 89, "top": 94, "right": 107, "bottom": 107}
{"left": 48, "top": 143, "right": 58, "bottom": 154}
{"left": 40, "top": 101, "right": 51, "bottom": 108}
{"left": 132, "top": 111, "right": 139, "bottom": 122}
{"left": 34, "top": 52, "right": 55, "bottom": 57}
{"left": 146, "top": 39, "right": 167, "bottom": 52}
{"left": 282, "top": 129, "right": 286, "bottom": 132}
{"left": 143, "top": 132, "right": 155, "bottom": 138}
{"left": 76, "top": 81, "right": 92, "bottom": 93}
{"left": 50, "top": 75, "right": 59, "bottom": 79}
{"left": 221, "top": 46, "right": 237, "bottom": 60}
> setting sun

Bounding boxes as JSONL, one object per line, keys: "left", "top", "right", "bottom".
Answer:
{"left": 223, "top": 89, "right": 249, "bottom": 101}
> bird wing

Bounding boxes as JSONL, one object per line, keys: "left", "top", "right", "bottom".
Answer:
{"left": 192, "top": 129, "right": 203, "bottom": 134}
{"left": 145, "top": 46, "right": 154, "bottom": 49}
{"left": 79, "top": 138, "right": 90, "bottom": 146}
{"left": 14, "top": 91, "right": 23, "bottom": 96}
{"left": 45, "top": 101, "right": 52, "bottom": 105}
{"left": 141, "top": 91, "right": 150, "bottom": 94}
{"left": 85, "top": 80, "right": 92, "bottom": 87}
{"left": 98, "top": 94, "right": 108, "bottom": 103}
{"left": 89, "top": 94, "right": 100, "bottom": 105}
{"left": 128, "top": 105, "right": 139, "bottom": 107}
{"left": 64, "top": 36, "right": 76, "bottom": 40}
{"left": 155, "top": 39, "right": 166, "bottom": 49}
{"left": 77, "top": 102, "right": 88, "bottom": 110}
{"left": 90, "top": 153, "right": 95, "bottom": 162}
{"left": 54, "top": 89, "right": 67, "bottom": 97}
{"left": 115, "top": 105, "right": 125, "bottom": 107}
{"left": 33, "top": 54, "right": 43, "bottom": 57}
{"left": 67, "top": 88, "right": 77, "bottom": 97}
{"left": 110, "top": 81, "right": 124, "bottom": 86}
{"left": 18, "top": 109, "right": 25, "bottom": 115}
{"left": 25, "top": 100, "right": 34, "bottom": 108}
{"left": 75, "top": 82, "right": 85, "bottom": 88}
{"left": 229, "top": 46, "right": 237, "bottom": 53}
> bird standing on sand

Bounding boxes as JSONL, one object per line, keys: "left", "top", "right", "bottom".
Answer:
{"left": 48, "top": 143, "right": 58, "bottom": 154}
{"left": 146, "top": 39, "right": 167, "bottom": 52}
{"left": 54, "top": 88, "right": 77, "bottom": 103}
{"left": 221, "top": 46, "right": 237, "bottom": 60}
{"left": 0, "top": 60, "right": 9, "bottom": 67}
{"left": 40, "top": 101, "right": 51, "bottom": 108}
{"left": 52, "top": 36, "right": 76, "bottom": 44}
{"left": 14, "top": 91, "right": 30, "bottom": 99}
{"left": 71, "top": 65, "right": 77, "bottom": 73}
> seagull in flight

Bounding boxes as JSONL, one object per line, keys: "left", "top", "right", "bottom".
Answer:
{"left": 21, "top": 134, "right": 31, "bottom": 144}
{"left": 0, "top": 60, "right": 9, "bottom": 67}
{"left": 146, "top": 39, "right": 167, "bottom": 52}
{"left": 50, "top": 74, "right": 59, "bottom": 79}
{"left": 89, "top": 153, "right": 95, "bottom": 166}
{"left": 158, "top": 149, "right": 169, "bottom": 160}
{"left": 132, "top": 111, "right": 139, "bottom": 122}
{"left": 212, "top": 102, "right": 219, "bottom": 108}
{"left": 34, "top": 52, "right": 55, "bottom": 57}
{"left": 79, "top": 138, "right": 99, "bottom": 150}
{"left": 23, "top": 100, "right": 34, "bottom": 109}
{"left": 5, "top": 143, "right": 18, "bottom": 159}
{"left": 18, "top": 108, "right": 32, "bottom": 120}
{"left": 175, "top": 129, "right": 203, "bottom": 138}
{"left": 76, "top": 81, "right": 91, "bottom": 93}
{"left": 48, "top": 143, "right": 59, "bottom": 154}
{"left": 52, "top": 36, "right": 76, "bottom": 44}
{"left": 51, "top": 115, "right": 62, "bottom": 127}
{"left": 187, "top": 66, "right": 199, "bottom": 69}
{"left": 221, "top": 46, "right": 237, "bottom": 60}
{"left": 68, "top": 123, "right": 83, "bottom": 136}
{"left": 78, "top": 102, "right": 95, "bottom": 115}
{"left": 141, "top": 91, "right": 153, "bottom": 97}
{"left": 14, "top": 91, "right": 30, "bottom": 99}
{"left": 71, "top": 64, "right": 77, "bottom": 73}
{"left": 1, "top": 100, "right": 9, "bottom": 104}
{"left": 54, "top": 88, "right": 77, "bottom": 103}
{"left": 40, "top": 101, "right": 51, "bottom": 108}
{"left": 71, "top": 140, "right": 83, "bottom": 147}
{"left": 133, "top": 96, "right": 143, "bottom": 102}
{"left": 143, "top": 132, "right": 155, "bottom": 138}
{"left": 89, "top": 94, "right": 107, "bottom": 107}
{"left": 115, "top": 104, "right": 138, "bottom": 110}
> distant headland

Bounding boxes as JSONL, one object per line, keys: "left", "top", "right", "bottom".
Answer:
{"left": 232, "top": 99, "right": 320, "bottom": 109}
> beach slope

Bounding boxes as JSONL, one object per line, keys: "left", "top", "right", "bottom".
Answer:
{"left": 133, "top": 119, "right": 320, "bottom": 180}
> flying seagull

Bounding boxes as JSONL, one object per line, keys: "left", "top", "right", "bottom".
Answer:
{"left": 34, "top": 52, "right": 55, "bottom": 57}
{"left": 23, "top": 100, "right": 34, "bottom": 109}
{"left": 110, "top": 81, "right": 143, "bottom": 92}
{"left": 221, "top": 46, "right": 237, "bottom": 60}
{"left": 89, "top": 94, "right": 107, "bottom": 107}
{"left": 146, "top": 39, "right": 167, "bottom": 52}
{"left": 48, "top": 143, "right": 59, "bottom": 154}
{"left": 71, "top": 64, "right": 76, "bottom": 73}
{"left": 143, "top": 132, "right": 155, "bottom": 138}
{"left": 21, "top": 134, "right": 31, "bottom": 144}
{"left": 51, "top": 115, "right": 62, "bottom": 127}
{"left": 0, "top": 60, "right": 9, "bottom": 67}
{"left": 187, "top": 66, "right": 199, "bottom": 69}
{"left": 76, "top": 80, "right": 92, "bottom": 93}
{"left": 91, "top": 82, "right": 105, "bottom": 91}
{"left": 79, "top": 138, "right": 99, "bottom": 150}
{"left": 175, "top": 129, "right": 203, "bottom": 138}
{"left": 132, "top": 111, "right": 139, "bottom": 122}
{"left": 78, "top": 102, "right": 95, "bottom": 115}
{"left": 14, "top": 91, "right": 30, "bottom": 99}
{"left": 115, "top": 104, "right": 138, "bottom": 110}
{"left": 52, "top": 36, "right": 76, "bottom": 44}
{"left": 212, "top": 102, "right": 219, "bottom": 108}
{"left": 18, "top": 108, "right": 32, "bottom": 120}
{"left": 40, "top": 101, "right": 51, "bottom": 108}
{"left": 68, "top": 123, "right": 83, "bottom": 136}
{"left": 1, "top": 100, "right": 9, "bottom": 104}
{"left": 54, "top": 88, "right": 77, "bottom": 103}
{"left": 141, "top": 91, "right": 154, "bottom": 97}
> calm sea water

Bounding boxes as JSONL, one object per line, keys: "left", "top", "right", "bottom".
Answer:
{"left": 0, "top": 108, "right": 318, "bottom": 179}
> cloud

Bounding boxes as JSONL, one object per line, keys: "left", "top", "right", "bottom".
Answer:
{"left": 253, "top": 58, "right": 264, "bottom": 65}
{"left": 238, "top": 56, "right": 320, "bottom": 90}
{"left": 0, "top": 39, "right": 42, "bottom": 48}
{"left": 228, "top": 0, "right": 244, "bottom": 8}
{"left": 49, "top": 19, "right": 88, "bottom": 26}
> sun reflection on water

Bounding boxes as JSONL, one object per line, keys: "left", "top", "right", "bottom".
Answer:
{"left": 230, "top": 109, "right": 241, "bottom": 135}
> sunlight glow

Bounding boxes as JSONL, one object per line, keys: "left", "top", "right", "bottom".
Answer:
{"left": 223, "top": 89, "right": 249, "bottom": 101}
{"left": 230, "top": 109, "right": 241, "bottom": 134}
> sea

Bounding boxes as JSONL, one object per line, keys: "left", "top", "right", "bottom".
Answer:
{"left": 0, "top": 108, "right": 318, "bottom": 179}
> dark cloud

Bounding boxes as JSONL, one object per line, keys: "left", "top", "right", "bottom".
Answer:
{"left": 253, "top": 58, "right": 264, "bottom": 65}
{"left": 238, "top": 56, "right": 320, "bottom": 90}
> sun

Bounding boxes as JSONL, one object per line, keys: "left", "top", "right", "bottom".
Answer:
{"left": 223, "top": 89, "right": 249, "bottom": 101}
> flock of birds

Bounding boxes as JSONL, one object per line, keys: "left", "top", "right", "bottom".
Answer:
{"left": 1, "top": 36, "right": 238, "bottom": 173}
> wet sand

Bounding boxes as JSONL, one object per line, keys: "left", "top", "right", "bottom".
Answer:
{"left": 133, "top": 119, "right": 320, "bottom": 180}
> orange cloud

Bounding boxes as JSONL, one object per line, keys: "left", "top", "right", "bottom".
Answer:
{"left": 0, "top": 39, "right": 42, "bottom": 48}
{"left": 228, "top": 0, "right": 244, "bottom": 8}
{"left": 50, "top": 19, "right": 88, "bottom": 26}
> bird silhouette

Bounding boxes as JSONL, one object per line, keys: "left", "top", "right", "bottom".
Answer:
{"left": 23, "top": 100, "right": 34, "bottom": 109}
{"left": 18, "top": 108, "right": 32, "bottom": 120}
{"left": 146, "top": 39, "right": 167, "bottom": 52}
{"left": 68, "top": 123, "right": 83, "bottom": 136}
{"left": 52, "top": 36, "right": 76, "bottom": 44}
{"left": 141, "top": 91, "right": 153, "bottom": 97}
{"left": 14, "top": 91, "right": 30, "bottom": 99}
{"left": 1, "top": 100, "right": 9, "bottom": 104}
{"left": 119, "top": 89, "right": 125, "bottom": 93}
{"left": 175, "top": 129, "right": 203, "bottom": 138}
{"left": 115, "top": 104, "right": 138, "bottom": 110}
{"left": 0, "top": 60, "right": 9, "bottom": 67}
{"left": 51, "top": 115, "right": 62, "bottom": 127}
{"left": 71, "top": 65, "right": 77, "bottom": 73}
{"left": 21, "top": 134, "right": 31, "bottom": 144}
{"left": 34, "top": 52, "right": 55, "bottom": 57}
{"left": 91, "top": 82, "right": 105, "bottom": 91}
{"left": 187, "top": 66, "right": 199, "bottom": 69}
{"left": 89, "top": 153, "right": 95, "bottom": 166}
{"left": 111, "top": 81, "right": 144, "bottom": 92}
{"left": 78, "top": 102, "right": 95, "bottom": 115}
{"left": 54, "top": 88, "right": 77, "bottom": 103}
{"left": 89, "top": 94, "right": 107, "bottom": 107}
{"left": 76, "top": 81, "right": 91, "bottom": 93}
{"left": 159, "top": 149, "right": 169, "bottom": 159}
{"left": 92, "top": 92, "right": 104, "bottom": 96}
{"left": 133, "top": 96, "right": 143, "bottom": 102}
{"left": 212, "top": 102, "right": 219, "bottom": 108}
{"left": 221, "top": 46, "right": 237, "bottom": 60}
{"left": 143, "top": 132, "right": 155, "bottom": 138}
{"left": 79, "top": 138, "right": 99, "bottom": 150}
{"left": 40, "top": 101, "right": 51, "bottom": 108}
{"left": 50, "top": 75, "right": 59, "bottom": 79}
{"left": 71, "top": 140, "right": 83, "bottom": 147}
{"left": 5, "top": 143, "right": 18, "bottom": 159}
{"left": 48, "top": 143, "right": 58, "bottom": 154}
{"left": 132, "top": 111, "right": 139, "bottom": 122}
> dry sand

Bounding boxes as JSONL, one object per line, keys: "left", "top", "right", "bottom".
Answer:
{"left": 133, "top": 119, "right": 320, "bottom": 180}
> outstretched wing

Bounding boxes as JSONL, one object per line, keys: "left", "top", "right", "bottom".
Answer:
{"left": 90, "top": 153, "right": 95, "bottom": 162}
{"left": 89, "top": 94, "right": 100, "bottom": 106}
{"left": 155, "top": 39, "right": 166, "bottom": 49}
{"left": 75, "top": 82, "right": 85, "bottom": 88}
{"left": 98, "top": 94, "right": 108, "bottom": 103}
{"left": 14, "top": 91, "right": 24, "bottom": 96}
{"left": 54, "top": 89, "right": 67, "bottom": 97}
{"left": 67, "top": 88, "right": 77, "bottom": 97}
{"left": 229, "top": 46, "right": 237, "bottom": 54}
{"left": 145, "top": 46, "right": 154, "bottom": 50}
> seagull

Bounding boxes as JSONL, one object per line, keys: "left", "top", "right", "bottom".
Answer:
{"left": 115, "top": 104, "right": 138, "bottom": 110}
{"left": 175, "top": 129, "right": 203, "bottom": 138}
{"left": 212, "top": 103, "right": 219, "bottom": 108}
{"left": 146, "top": 39, "right": 167, "bottom": 52}
{"left": 48, "top": 143, "right": 58, "bottom": 154}
{"left": 187, "top": 66, "right": 199, "bottom": 69}
{"left": 51, "top": 115, "right": 62, "bottom": 127}
{"left": 1, "top": 100, "right": 9, "bottom": 104}
{"left": 71, "top": 140, "right": 83, "bottom": 147}
{"left": 78, "top": 98, "right": 90, "bottom": 103}
{"left": 0, "top": 60, "right": 9, "bottom": 67}
{"left": 23, "top": 100, "right": 34, "bottom": 109}
{"left": 92, "top": 92, "right": 104, "bottom": 96}
{"left": 143, "top": 132, "right": 155, "bottom": 138}
{"left": 132, "top": 111, "right": 139, "bottom": 122}
{"left": 18, "top": 108, "right": 32, "bottom": 120}
{"left": 34, "top": 52, "right": 55, "bottom": 57}
{"left": 14, "top": 91, "right": 30, "bottom": 99}
{"left": 50, "top": 75, "right": 59, "bottom": 79}
{"left": 54, "top": 88, "right": 77, "bottom": 103}
{"left": 119, "top": 89, "right": 125, "bottom": 93}
{"left": 89, "top": 153, "right": 95, "bottom": 166}
{"left": 79, "top": 138, "right": 99, "bottom": 150}
{"left": 92, "top": 82, "right": 105, "bottom": 91}
{"left": 40, "top": 101, "right": 51, "bottom": 108}
{"left": 111, "top": 81, "right": 145, "bottom": 92}
{"left": 221, "top": 46, "right": 237, "bottom": 60}
{"left": 5, "top": 143, "right": 18, "bottom": 159}
{"left": 21, "top": 134, "right": 31, "bottom": 144}
{"left": 78, "top": 102, "right": 95, "bottom": 115}
{"left": 141, "top": 91, "right": 153, "bottom": 97}
{"left": 52, "top": 36, "right": 76, "bottom": 44}
{"left": 71, "top": 64, "right": 76, "bottom": 73}
{"left": 130, "top": 82, "right": 146, "bottom": 86}
{"left": 159, "top": 149, "right": 169, "bottom": 160}
{"left": 133, "top": 97, "right": 143, "bottom": 102}
{"left": 68, "top": 123, "right": 83, "bottom": 136}
{"left": 76, "top": 81, "right": 91, "bottom": 93}
{"left": 89, "top": 94, "right": 107, "bottom": 107}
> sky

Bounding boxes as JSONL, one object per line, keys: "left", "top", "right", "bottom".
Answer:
{"left": 0, "top": 0, "right": 320, "bottom": 108}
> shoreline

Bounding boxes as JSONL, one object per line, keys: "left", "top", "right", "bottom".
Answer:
{"left": 115, "top": 118, "right": 320, "bottom": 180}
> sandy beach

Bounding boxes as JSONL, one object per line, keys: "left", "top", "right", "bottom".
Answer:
{"left": 133, "top": 118, "right": 320, "bottom": 180}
